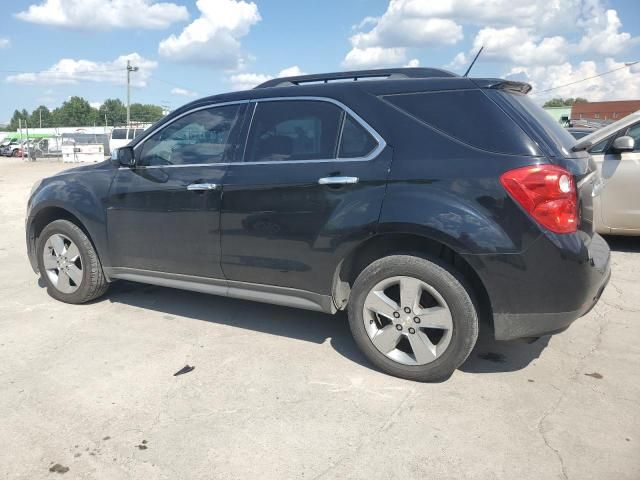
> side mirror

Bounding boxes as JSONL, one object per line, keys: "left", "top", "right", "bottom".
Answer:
{"left": 611, "top": 136, "right": 635, "bottom": 153}
{"left": 112, "top": 146, "right": 135, "bottom": 167}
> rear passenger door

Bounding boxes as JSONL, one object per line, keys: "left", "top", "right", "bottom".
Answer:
{"left": 220, "top": 97, "right": 392, "bottom": 296}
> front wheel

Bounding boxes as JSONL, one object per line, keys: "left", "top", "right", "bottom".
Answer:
{"left": 347, "top": 255, "right": 478, "bottom": 382}
{"left": 36, "top": 219, "right": 109, "bottom": 304}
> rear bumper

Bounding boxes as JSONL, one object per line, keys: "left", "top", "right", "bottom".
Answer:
{"left": 463, "top": 232, "right": 611, "bottom": 341}
{"left": 492, "top": 267, "right": 610, "bottom": 340}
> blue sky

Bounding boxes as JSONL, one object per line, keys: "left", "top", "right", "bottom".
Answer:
{"left": 1, "top": 0, "right": 640, "bottom": 124}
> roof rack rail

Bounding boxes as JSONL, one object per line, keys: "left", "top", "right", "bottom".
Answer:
{"left": 254, "top": 67, "right": 458, "bottom": 89}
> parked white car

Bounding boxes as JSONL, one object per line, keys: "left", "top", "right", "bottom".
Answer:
{"left": 574, "top": 111, "right": 640, "bottom": 235}
{"left": 109, "top": 126, "right": 147, "bottom": 153}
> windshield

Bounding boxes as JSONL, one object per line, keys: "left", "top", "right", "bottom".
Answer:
{"left": 494, "top": 91, "right": 579, "bottom": 157}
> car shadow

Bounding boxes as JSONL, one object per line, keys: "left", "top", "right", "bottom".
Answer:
{"left": 603, "top": 235, "right": 640, "bottom": 253}
{"left": 101, "top": 280, "right": 550, "bottom": 377}
{"left": 459, "top": 326, "right": 550, "bottom": 374}
{"left": 104, "top": 280, "right": 372, "bottom": 369}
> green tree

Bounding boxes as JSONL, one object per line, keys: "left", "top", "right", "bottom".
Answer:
{"left": 98, "top": 98, "right": 127, "bottom": 126}
{"left": 543, "top": 97, "right": 589, "bottom": 108}
{"left": 129, "top": 103, "right": 164, "bottom": 123}
{"left": 55, "top": 96, "right": 98, "bottom": 126}
{"left": 8, "top": 110, "right": 23, "bottom": 130}
{"left": 30, "top": 106, "right": 51, "bottom": 128}
{"left": 21, "top": 109, "right": 30, "bottom": 127}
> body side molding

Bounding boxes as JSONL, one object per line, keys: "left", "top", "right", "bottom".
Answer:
{"left": 104, "top": 267, "right": 336, "bottom": 314}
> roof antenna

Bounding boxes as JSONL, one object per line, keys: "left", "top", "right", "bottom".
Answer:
{"left": 463, "top": 46, "right": 483, "bottom": 77}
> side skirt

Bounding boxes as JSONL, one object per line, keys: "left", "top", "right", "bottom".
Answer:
{"left": 104, "top": 267, "right": 336, "bottom": 314}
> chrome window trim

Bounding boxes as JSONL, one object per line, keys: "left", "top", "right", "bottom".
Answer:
{"left": 125, "top": 96, "right": 386, "bottom": 170}
{"left": 132, "top": 99, "right": 250, "bottom": 152}
{"left": 247, "top": 96, "right": 385, "bottom": 163}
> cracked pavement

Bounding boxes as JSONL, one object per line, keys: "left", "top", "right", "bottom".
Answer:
{"left": 1, "top": 159, "right": 638, "bottom": 479}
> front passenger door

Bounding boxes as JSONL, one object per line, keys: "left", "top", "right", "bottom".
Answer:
{"left": 598, "top": 122, "right": 640, "bottom": 232}
{"left": 107, "top": 102, "right": 246, "bottom": 278}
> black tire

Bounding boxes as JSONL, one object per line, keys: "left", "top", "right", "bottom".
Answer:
{"left": 36, "top": 219, "right": 109, "bottom": 303}
{"left": 347, "top": 254, "right": 478, "bottom": 382}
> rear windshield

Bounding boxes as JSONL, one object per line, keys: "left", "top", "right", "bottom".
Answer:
{"left": 383, "top": 89, "right": 540, "bottom": 155}
{"left": 493, "top": 91, "right": 578, "bottom": 156}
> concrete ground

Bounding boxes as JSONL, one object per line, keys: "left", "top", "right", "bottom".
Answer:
{"left": 0, "top": 158, "right": 638, "bottom": 480}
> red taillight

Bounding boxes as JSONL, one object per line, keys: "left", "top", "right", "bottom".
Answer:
{"left": 500, "top": 164, "right": 577, "bottom": 234}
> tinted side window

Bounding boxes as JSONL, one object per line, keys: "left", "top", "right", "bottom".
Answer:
{"left": 625, "top": 123, "right": 640, "bottom": 152}
{"left": 111, "top": 129, "right": 127, "bottom": 140}
{"left": 245, "top": 100, "right": 342, "bottom": 162}
{"left": 384, "top": 90, "right": 535, "bottom": 155}
{"left": 339, "top": 114, "right": 378, "bottom": 158}
{"left": 590, "top": 138, "right": 610, "bottom": 154}
{"left": 139, "top": 104, "right": 243, "bottom": 166}
{"left": 134, "top": 129, "right": 145, "bottom": 138}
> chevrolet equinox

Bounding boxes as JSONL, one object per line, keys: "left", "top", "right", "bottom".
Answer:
{"left": 26, "top": 68, "right": 611, "bottom": 381}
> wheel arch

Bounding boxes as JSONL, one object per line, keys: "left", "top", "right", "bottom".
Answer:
{"left": 27, "top": 206, "right": 98, "bottom": 274}
{"left": 333, "top": 231, "right": 493, "bottom": 328}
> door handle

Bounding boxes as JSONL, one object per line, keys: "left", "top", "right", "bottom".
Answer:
{"left": 187, "top": 183, "right": 219, "bottom": 191}
{"left": 318, "top": 176, "right": 359, "bottom": 185}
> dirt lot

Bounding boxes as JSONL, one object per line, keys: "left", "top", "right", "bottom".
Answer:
{"left": 1, "top": 158, "right": 638, "bottom": 480}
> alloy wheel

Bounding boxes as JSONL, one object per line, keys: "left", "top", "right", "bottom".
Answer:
{"left": 362, "top": 275, "right": 453, "bottom": 365}
{"left": 42, "top": 233, "right": 83, "bottom": 294}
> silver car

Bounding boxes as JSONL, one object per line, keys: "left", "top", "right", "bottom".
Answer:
{"left": 574, "top": 111, "right": 640, "bottom": 235}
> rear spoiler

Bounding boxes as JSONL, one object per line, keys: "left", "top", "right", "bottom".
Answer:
{"left": 472, "top": 79, "right": 532, "bottom": 94}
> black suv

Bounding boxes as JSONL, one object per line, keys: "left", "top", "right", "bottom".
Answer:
{"left": 26, "top": 68, "right": 610, "bottom": 381}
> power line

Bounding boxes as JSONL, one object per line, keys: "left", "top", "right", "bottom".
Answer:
{"left": 149, "top": 75, "right": 198, "bottom": 93}
{"left": 0, "top": 68, "right": 126, "bottom": 75}
{"left": 537, "top": 61, "right": 639, "bottom": 94}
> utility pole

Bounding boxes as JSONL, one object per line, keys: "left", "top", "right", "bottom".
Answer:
{"left": 126, "top": 60, "right": 139, "bottom": 126}
{"left": 39, "top": 108, "right": 42, "bottom": 128}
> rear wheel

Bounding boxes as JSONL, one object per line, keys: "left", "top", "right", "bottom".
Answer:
{"left": 37, "top": 219, "right": 109, "bottom": 303}
{"left": 347, "top": 255, "right": 478, "bottom": 382}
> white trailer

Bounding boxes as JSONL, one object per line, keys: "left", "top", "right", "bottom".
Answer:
{"left": 61, "top": 133, "right": 108, "bottom": 163}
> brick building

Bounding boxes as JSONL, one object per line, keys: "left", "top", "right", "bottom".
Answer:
{"left": 571, "top": 100, "right": 640, "bottom": 122}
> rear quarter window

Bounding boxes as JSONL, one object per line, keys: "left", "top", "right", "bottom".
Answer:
{"left": 383, "top": 89, "right": 538, "bottom": 156}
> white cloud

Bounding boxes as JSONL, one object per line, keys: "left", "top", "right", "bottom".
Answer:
{"left": 348, "top": 0, "right": 638, "bottom": 79}
{"left": 405, "top": 58, "right": 420, "bottom": 68}
{"left": 445, "top": 52, "right": 467, "bottom": 70}
{"left": 6, "top": 53, "right": 157, "bottom": 86}
{"left": 510, "top": 58, "right": 640, "bottom": 103}
{"left": 0, "top": 38, "right": 9, "bottom": 49}
{"left": 171, "top": 87, "right": 199, "bottom": 97}
{"left": 229, "top": 66, "right": 306, "bottom": 91}
{"left": 343, "top": 47, "right": 408, "bottom": 69}
{"left": 351, "top": 17, "right": 462, "bottom": 49}
{"left": 158, "top": 0, "right": 260, "bottom": 68}
{"left": 471, "top": 27, "right": 569, "bottom": 66}
{"left": 578, "top": 8, "right": 635, "bottom": 55}
{"left": 277, "top": 66, "right": 305, "bottom": 77}
{"left": 229, "top": 73, "right": 272, "bottom": 91}
{"left": 344, "top": 0, "right": 464, "bottom": 68}
{"left": 16, "top": 0, "right": 188, "bottom": 30}
{"left": 89, "top": 101, "right": 102, "bottom": 108}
